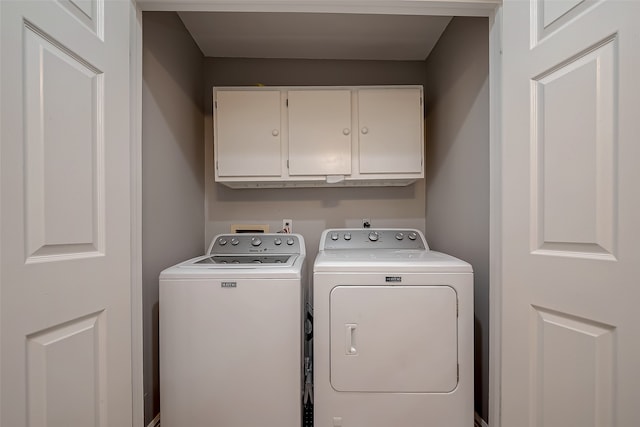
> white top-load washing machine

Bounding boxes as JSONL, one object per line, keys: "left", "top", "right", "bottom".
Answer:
{"left": 159, "top": 233, "right": 306, "bottom": 427}
{"left": 313, "top": 228, "right": 473, "bottom": 427}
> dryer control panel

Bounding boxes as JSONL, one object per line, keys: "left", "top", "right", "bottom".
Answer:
{"left": 320, "top": 229, "right": 427, "bottom": 250}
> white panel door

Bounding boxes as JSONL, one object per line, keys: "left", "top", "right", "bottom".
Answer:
{"left": 358, "top": 88, "right": 423, "bottom": 174}
{"left": 1, "top": 1, "right": 132, "bottom": 427}
{"left": 330, "top": 285, "right": 458, "bottom": 393}
{"left": 215, "top": 90, "right": 282, "bottom": 177}
{"left": 502, "top": 1, "right": 640, "bottom": 426}
{"left": 288, "top": 89, "right": 352, "bottom": 176}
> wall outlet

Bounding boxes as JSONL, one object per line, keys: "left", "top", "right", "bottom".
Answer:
{"left": 282, "top": 219, "right": 293, "bottom": 233}
{"left": 363, "top": 218, "right": 371, "bottom": 228}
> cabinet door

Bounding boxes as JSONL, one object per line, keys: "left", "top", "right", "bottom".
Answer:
{"left": 215, "top": 90, "right": 281, "bottom": 177}
{"left": 288, "top": 90, "right": 352, "bottom": 176}
{"left": 358, "top": 88, "right": 423, "bottom": 174}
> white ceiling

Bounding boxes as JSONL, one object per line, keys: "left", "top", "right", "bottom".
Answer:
{"left": 177, "top": 12, "right": 452, "bottom": 61}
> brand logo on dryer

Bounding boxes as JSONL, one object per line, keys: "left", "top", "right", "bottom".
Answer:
{"left": 221, "top": 281, "right": 237, "bottom": 288}
{"left": 385, "top": 276, "right": 402, "bottom": 283}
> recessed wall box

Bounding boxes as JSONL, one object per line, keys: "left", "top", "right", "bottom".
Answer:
{"left": 231, "top": 224, "right": 269, "bottom": 233}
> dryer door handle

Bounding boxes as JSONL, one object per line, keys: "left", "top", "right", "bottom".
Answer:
{"left": 345, "top": 324, "right": 358, "bottom": 355}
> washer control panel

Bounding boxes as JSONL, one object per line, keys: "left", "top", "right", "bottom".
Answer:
{"left": 321, "top": 229, "right": 427, "bottom": 250}
{"left": 209, "top": 233, "right": 302, "bottom": 255}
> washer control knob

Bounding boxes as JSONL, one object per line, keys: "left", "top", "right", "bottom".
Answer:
{"left": 331, "top": 232, "right": 339, "bottom": 241}
{"left": 218, "top": 238, "right": 228, "bottom": 246}
{"left": 286, "top": 238, "right": 295, "bottom": 246}
{"left": 408, "top": 232, "right": 417, "bottom": 241}
{"left": 368, "top": 231, "right": 379, "bottom": 242}
{"left": 274, "top": 238, "right": 282, "bottom": 246}
{"left": 231, "top": 238, "right": 240, "bottom": 246}
{"left": 344, "top": 233, "right": 352, "bottom": 241}
{"left": 395, "top": 233, "right": 404, "bottom": 240}
{"left": 251, "top": 237, "right": 262, "bottom": 247}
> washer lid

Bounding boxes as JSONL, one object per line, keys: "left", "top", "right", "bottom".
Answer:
{"left": 159, "top": 233, "right": 306, "bottom": 279}
{"left": 159, "top": 253, "right": 305, "bottom": 280}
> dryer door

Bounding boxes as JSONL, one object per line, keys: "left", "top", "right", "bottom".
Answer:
{"left": 330, "top": 285, "right": 458, "bottom": 393}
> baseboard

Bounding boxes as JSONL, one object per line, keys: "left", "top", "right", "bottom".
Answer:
{"left": 147, "top": 412, "right": 489, "bottom": 427}
{"left": 475, "top": 412, "right": 488, "bottom": 427}
{"left": 148, "top": 411, "right": 487, "bottom": 427}
{"left": 148, "top": 411, "right": 483, "bottom": 427}
{"left": 147, "top": 413, "right": 160, "bottom": 427}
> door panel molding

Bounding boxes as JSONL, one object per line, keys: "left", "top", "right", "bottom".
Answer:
{"left": 23, "top": 21, "right": 106, "bottom": 262}
{"left": 532, "top": 0, "right": 603, "bottom": 46}
{"left": 57, "top": 0, "right": 104, "bottom": 39}
{"left": 27, "top": 311, "right": 107, "bottom": 427}
{"left": 530, "top": 34, "right": 617, "bottom": 260}
{"left": 530, "top": 305, "right": 614, "bottom": 427}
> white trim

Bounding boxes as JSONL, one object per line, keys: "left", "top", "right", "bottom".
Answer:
{"left": 130, "top": 2, "right": 504, "bottom": 427}
{"left": 488, "top": 5, "right": 503, "bottom": 427}
{"left": 137, "top": 0, "right": 499, "bottom": 17}
{"left": 130, "top": 2, "right": 145, "bottom": 427}
{"left": 476, "top": 411, "right": 489, "bottom": 427}
{"left": 147, "top": 413, "right": 160, "bottom": 427}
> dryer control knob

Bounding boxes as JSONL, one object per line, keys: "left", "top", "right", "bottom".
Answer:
{"left": 408, "top": 232, "right": 417, "bottom": 241}
{"left": 395, "top": 233, "right": 404, "bottom": 240}
{"left": 344, "top": 233, "right": 352, "bottom": 241}
{"left": 331, "top": 232, "right": 339, "bottom": 241}
{"left": 286, "top": 238, "right": 295, "bottom": 245}
{"left": 274, "top": 238, "right": 282, "bottom": 246}
{"left": 218, "top": 238, "right": 228, "bottom": 245}
{"left": 368, "top": 231, "right": 379, "bottom": 242}
{"left": 231, "top": 238, "right": 240, "bottom": 245}
{"left": 251, "top": 237, "right": 262, "bottom": 247}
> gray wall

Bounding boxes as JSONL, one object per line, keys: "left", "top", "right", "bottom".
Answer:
{"left": 142, "top": 12, "right": 204, "bottom": 425}
{"left": 204, "top": 58, "right": 429, "bottom": 266}
{"left": 424, "top": 17, "right": 490, "bottom": 420}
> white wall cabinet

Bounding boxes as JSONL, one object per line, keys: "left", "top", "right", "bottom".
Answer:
{"left": 358, "top": 88, "right": 423, "bottom": 174}
{"left": 215, "top": 90, "right": 282, "bottom": 177}
{"left": 288, "top": 89, "right": 352, "bottom": 176}
{"left": 213, "top": 86, "right": 424, "bottom": 188}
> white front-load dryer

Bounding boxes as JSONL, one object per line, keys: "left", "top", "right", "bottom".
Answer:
{"left": 159, "top": 233, "right": 306, "bottom": 427}
{"left": 313, "top": 229, "right": 473, "bottom": 427}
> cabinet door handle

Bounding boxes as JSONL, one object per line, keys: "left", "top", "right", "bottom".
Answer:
{"left": 361, "top": 127, "right": 369, "bottom": 135}
{"left": 342, "top": 128, "right": 351, "bottom": 136}
{"left": 272, "top": 129, "right": 279, "bottom": 137}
